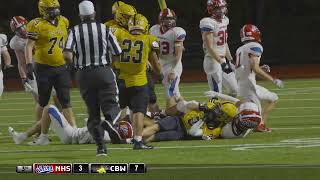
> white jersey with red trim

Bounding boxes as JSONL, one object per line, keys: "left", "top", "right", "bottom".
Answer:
{"left": 149, "top": 24, "right": 186, "bottom": 71}
{"left": 235, "top": 42, "right": 264, "bottom": 85}
{"left": 10, "top": 35, "right": 26, "bottom": 52}
{"left": 199, "top": 16, "right": 229, "bottom": 58}
{"left": 0, "top": 34, "right": 8, "bottom": 65}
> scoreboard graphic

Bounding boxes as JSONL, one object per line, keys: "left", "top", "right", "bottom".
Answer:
{"left": 16, "top": 163, "right": 146, "bottom": 174}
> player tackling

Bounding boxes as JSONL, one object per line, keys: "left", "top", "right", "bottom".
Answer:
{"left": 235, "top": 24, "right": 284, "bottom": 132}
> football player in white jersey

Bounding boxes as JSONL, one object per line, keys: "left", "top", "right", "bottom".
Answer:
{"left": 9, "top": 16, "right": 37, "bottom": 94}
{"left": 235, "top": 24, "right": 284, "bottom": 132}
{"left": 199, "top": 0, "right": 238, "bottom": 97}
{"left": 149, "top": 8, "right": 186, "bottom": 107}
{"left": 8, "top": 105, "right": 122, "bottom": 145}
{"left": 0, "top": 33, "right": 14, "bottom": 97}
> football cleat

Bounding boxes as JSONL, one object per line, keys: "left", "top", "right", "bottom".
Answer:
{"left": 96, "top": 144, "right": 107, "bottom": 156}
{"left": 28, "top": 134, "right": 50, "bottom": 145}
{"left": 133, "top": 139, "right": 153, "bottom": 150}
{"left": 8, "top": 127, "right": 27, "bottom": 144}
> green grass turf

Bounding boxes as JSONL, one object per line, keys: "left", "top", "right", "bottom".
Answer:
{"left": 0, "top": 79, "right": 320, "bottom": 178}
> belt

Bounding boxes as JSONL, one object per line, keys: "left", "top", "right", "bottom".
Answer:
{"left": 78, "top": 64, "right": 107, "bottom": 70}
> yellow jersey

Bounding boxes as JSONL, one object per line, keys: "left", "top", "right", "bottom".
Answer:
{"left": 26, "top": 16, "right": 69, "bottom": 67}
{"left": 113, "top": 28, "right": 159, "bottom": 87}
{"left": 105, "top": 20, "right": 127, "bottom": 70}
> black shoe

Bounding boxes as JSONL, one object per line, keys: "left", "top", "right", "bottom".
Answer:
{"left": 96, "top": 144, "right": 107, "bottom": 156}
{"left": 133, "top": 140, "right": 154, "bottom": 150}
{"left": 101, "top": 120, "right": 121, "bottom": 144}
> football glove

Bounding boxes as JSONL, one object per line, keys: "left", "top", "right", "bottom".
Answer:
{"left": 273, "top": 79, "right": 284, "bottom": 89}
{"left": 221, "top": 61, "right": 233, "bottom": 74}
{"left": 261, "top": 64, "right": 271, "bottom": 73}
{"left": 26, "top": 63, "right": 34, "bottom": 80}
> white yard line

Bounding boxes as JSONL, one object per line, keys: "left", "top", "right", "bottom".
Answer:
{"left": 2, "top": 97, "right": 320, "bottom": 106}
{"left": 2, "top": 91, "right": 320, "bottom": 101}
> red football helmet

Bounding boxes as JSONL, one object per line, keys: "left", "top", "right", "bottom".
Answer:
{"left": 10, "top": 16, "right": 28, "bottom": 39}
{"left": 207, "top": 0, "right": 227, "bottom": 21}
{"left": 237, "top": 102, "right": 261, "bottom": 130}
{"left": 117, "top": 121, "right": 133, "bottom": 139}
{"left": 159, "top": 8, "right": 177, "bottom": 32}
{"left": 240, "top": 24, "right": 262, "bottom": 43}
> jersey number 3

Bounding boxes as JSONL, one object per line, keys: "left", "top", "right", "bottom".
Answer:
{"left": 48, "top": 37, "right": 64, "bottom": 54}
{"left": 121, "top": 39, "right": 144, "bottom": 63}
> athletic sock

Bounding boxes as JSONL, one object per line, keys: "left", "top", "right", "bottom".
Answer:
{"left": 134, "top": 136, "right": 142, "bottom": 142}
{"left": 20, "top": 133, "right": 28, "bottom": 140}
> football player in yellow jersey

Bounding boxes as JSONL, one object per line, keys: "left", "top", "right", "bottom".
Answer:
{"left": 105, "top": 2, "right": 137, "bottom": 31}
{"left": 142, "top": 92, "right": 261, "bottom": 142}
{"left": 25, "top": 0, "right": 76, "bottom": 130}
{"left": 113, "top": 14, "right": 161, "bottom": 149}
{"left": 105, "top": 1, "right": 136, "bottom": 74}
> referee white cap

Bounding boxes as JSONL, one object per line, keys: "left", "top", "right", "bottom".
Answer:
{"left": 79, "top": 0, "right": 95, "bottom": 16}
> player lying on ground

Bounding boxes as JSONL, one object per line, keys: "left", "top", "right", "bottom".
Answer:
{"left": 142, "top": 92, "right": 261, "bottom": 142}
{"left": 9, "top": 105, "right": 122, "bottom": 145}
{"left": 235, "top": 24, "right": 284, "bottom": 132}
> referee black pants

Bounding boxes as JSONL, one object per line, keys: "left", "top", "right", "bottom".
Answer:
{"left": 76, "top": 66, "right": 120, "bottom": 146}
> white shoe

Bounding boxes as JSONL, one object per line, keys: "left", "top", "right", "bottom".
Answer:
{"left": 24, "top": 82, "right": 34, "bottom": 93}
{"left": 8, "top": 127, "right": 27, "bottom": 144}
{"left": 28, "top": 135, "right": 50, "bottom": 145}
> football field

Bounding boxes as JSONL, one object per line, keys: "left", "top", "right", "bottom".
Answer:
{"left": 1, "top": 78, "right": 320, "bottom": 179}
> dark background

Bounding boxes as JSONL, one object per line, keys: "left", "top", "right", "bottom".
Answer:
{"left": 0, "top": 0, "right": 319, "bottom": 78}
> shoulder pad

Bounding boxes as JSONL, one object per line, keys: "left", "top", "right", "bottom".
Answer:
{"left": 200, "top": 18, "right": 215, "bottom": 32}
{"left": 0, "top": 34, "right": 8, "bottom": 46}
{"left": 173, "top": 27, "right": 186, "bottom": 42}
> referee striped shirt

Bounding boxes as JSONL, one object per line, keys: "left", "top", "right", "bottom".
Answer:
{"left": 64, "top": 21, "right": 122, "bottom": 69}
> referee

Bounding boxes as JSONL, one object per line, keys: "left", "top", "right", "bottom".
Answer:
{"left": 63, "top": 1, "right": 122, "bottom": 156}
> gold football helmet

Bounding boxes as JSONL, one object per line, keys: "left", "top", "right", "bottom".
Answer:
{"left": 112, "top": 1, "right": 126, "bottom": 14}
{"left": 206, "top": 100, "right": 237, "bottom": 122}
{"left": 115, "top": 3, "right": 137, "bottom": 27}
{"left": 128, "top": 14, "right": 149, "bottom": 34}
{"left": 38, "top": 0, "right": 60, "bottom": 19}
